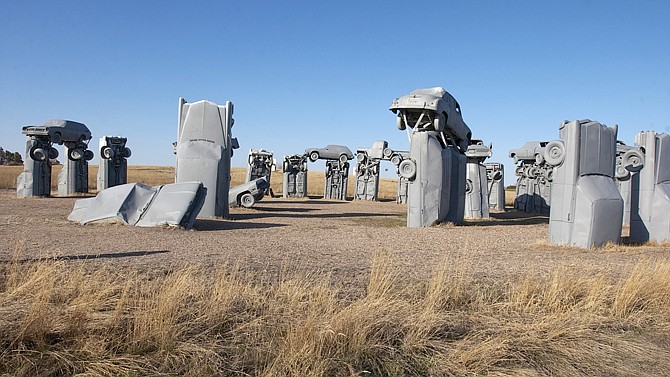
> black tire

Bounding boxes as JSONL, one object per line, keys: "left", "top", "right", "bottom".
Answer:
{"left": 122, "top": 147, "right": 132, "bottom": 158}
{"left": 48, "top": 147, "right": 59, "bottom": 160}
{"left": 68, "top": 148, "right": 84, "bottom": 161}
{"left": 84, "top": 149, "right": 94, "bottom": 161}
{"left": 309, "top": 151, "right": 319, "bottom": 162}
{"left": 101, "top": 146, "right": 114, "bottom": 159}
{"left": 29, "top": 146, "right": 47, "bottom": 161}
{"left": 240, "top": 193, "right": 255, "bottom": 208}
{"left": 51, "top": 132, "right": 62, "bottom": 144}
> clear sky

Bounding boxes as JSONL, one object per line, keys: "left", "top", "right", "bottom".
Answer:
{"left": 1, "top": 1, "right": 669, "bottom": 184}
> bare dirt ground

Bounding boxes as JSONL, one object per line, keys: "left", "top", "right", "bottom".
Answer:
{"left": 2, "top": 189, "right": 669, "bottom": 291}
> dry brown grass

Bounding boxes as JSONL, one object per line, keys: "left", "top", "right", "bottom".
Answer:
{"left": 1, "top": 244, "right": 670, "bottom": 376}
{"left": 505, "top": 188, "right": 516, "bottom": 207}
{"left": 1, "top": 165, "right": 399, "bottom": 199}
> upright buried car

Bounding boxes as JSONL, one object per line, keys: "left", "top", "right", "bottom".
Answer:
{"left": 390, "top": 87, "right": 472, "bottom": 227}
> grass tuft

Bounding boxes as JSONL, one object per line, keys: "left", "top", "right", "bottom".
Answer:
{"left": 2, "top": 244, "right": 670, "bottom": 376}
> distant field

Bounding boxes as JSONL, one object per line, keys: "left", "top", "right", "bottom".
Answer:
{"left": 0, "top": 165, "right": 400, "bottom": 199}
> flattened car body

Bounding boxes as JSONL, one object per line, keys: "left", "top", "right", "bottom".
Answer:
{"left": 67, "top": 181, "right": 206, "bottom": 229}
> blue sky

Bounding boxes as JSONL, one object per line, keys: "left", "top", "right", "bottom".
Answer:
{"left": 1, "top": 1, "right": 669, "bottom": 183}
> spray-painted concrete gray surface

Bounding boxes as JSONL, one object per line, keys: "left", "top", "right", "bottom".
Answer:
{"left": 629, "top": 131, "right": 670, "bottom": 242}
{"left": 229, "top": 177, "right": 269, "bottom": 208}
{"left": 390, "top": 87, "right": 471, "bottom": 227}
{"left": 246, "top": 149, "right": 274, "bottom": 195}
{"left": 97, "top": 136, "right": 131, "bottom": 190}
{"left": 174, "top": 98, "right": 237, "bottom": 218}
{"left": 464, "top": 140, "right": 492, "bottom": 219}
{"left": 58, "top": 144, "right": 94, "bottom": 196}
{"left": 355, "top": 141, "right": 387, "bottom": 201}
{"left": 17, "top": 120, "right": 92, "bottom": 197}
{"left": 509, "top": 142, "right": 552, "bottom": 214}
{"left": 614, "top": 141, "right": 645, "bottom": 226}
{"left": 485, "top": 163, "right": 505, "bottom": 211}
{"left": 68, "top": 181, "right": 205, "bottom": 229}
{"left": 282, "top": 154, "right": 308, "bottom": 198}
{"left": 546, "top": 119, "right": 622, "bottom": 248}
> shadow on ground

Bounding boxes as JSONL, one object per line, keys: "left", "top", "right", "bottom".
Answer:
{"left": 3, "top": 250, "right": 171, "bottom": 263}
{"left": 194, "top": 219, "right": 287, "bottom": 231}
{"left": 462, "top": 210, "right": 549, "bottom": 226}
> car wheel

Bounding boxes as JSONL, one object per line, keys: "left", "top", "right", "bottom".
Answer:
{"left": 535, "top": 153, "right": 545, "bottom": 164}
{"left": 491, "top": 170, "right": 503, "bottom": 181}
{"left": 84, "top": 149, "right": 94, "bottom": 161}
{"left": 544, "top": 168, "right": 554, "bottom": 181}
{"left": 356, "top": 153, "right": 366, "bottom": 163}
{"left": 398, "top": 159, "right": 416, "bottom": 180}
{"left": 544, "top": 140, "right": 565, "bottom": 166}
{"left": 622, "top": 149, "right": 644, "bottom": 172}
{"left": 396, "top": 114, "right": 405, "bottom": 130}
{"left": 339, "top": 154, "right": 348, "bottom": 164}
{"left": 122, "top": 147, "right": 132, "bottom": 158}
{"left": 615, "top": 165, "right": 630, "bottom": 179}
{"left": 51, "top": 132, "right": 62, "bottom": 144}
{"left": 240, "top": 193, "right": 255, "bottom": 208}
{"left": 433, "top": 112, "right": 446, "bottom": 133}
{"left": 48, "top": 147, "right": 59, "bottom": 160}
{"left": 309, "top": 151, "right": 319, "bottom": 162}
{"left": 101, "top": 146, "right": 114, "bottom": 159}
{"left": 29, "top": 146, "right": 47, "bottom": 161}
{"left": 465, "top": 179, "right": 473, "bottom": 194}
{"left": 515, "top": 166, "right": 524, "bottom": 176}
{"left": 390, "top": 154, "right": 402, "bottom": 166}
{"left": 68, "top": 148, "right": 84, "bottom": 161}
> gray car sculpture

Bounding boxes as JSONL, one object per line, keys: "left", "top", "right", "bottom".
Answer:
{"left": 545, "top": 119, "right": 622, "bottom": 248}
{"left": 229, "top": 177, "right": 269, "bottom": 208}
{"left": 283, "top": 154, "right": 309, "bottom": 198}
{"left": 629, "top": 131, "right": 670, "bottom": 242}
{"left": 464, "top": 139, "right": 492, "bottom": 219}
{"left": 97, "top": 136, "right": 132, "bottom": 190}
{"left": 17, "top": 120, "right": 93, "bottom": 197}
{"left": 390, "top": 87, "right": 471, "bottom": 227}
{"left": 509, "top": 141, "right": 552, "bottom": 214}
{"left": 175, "top": 98, "right": 238, "bottom": 218}
{"left": 68, "top": 181, "right": 206, "bottom": 229}
{"left": 305, "top": 145, "right": 354, "bottom": 163}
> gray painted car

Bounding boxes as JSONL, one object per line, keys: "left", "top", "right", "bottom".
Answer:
{"left": 305, "top": 145, "right": 353, "bottom": 163}
{"left": 229, "top": 177, "right": 269, "bottom": 208}
{"left": 390, "top": 87, "right": 471, "bottom": 152}
{"left": 22, "top": 119, "right": 92, "bottom": 145}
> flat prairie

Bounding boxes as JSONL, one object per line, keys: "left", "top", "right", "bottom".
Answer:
{"left": 2, "top": 165, "right": 670, "bottom": 376}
